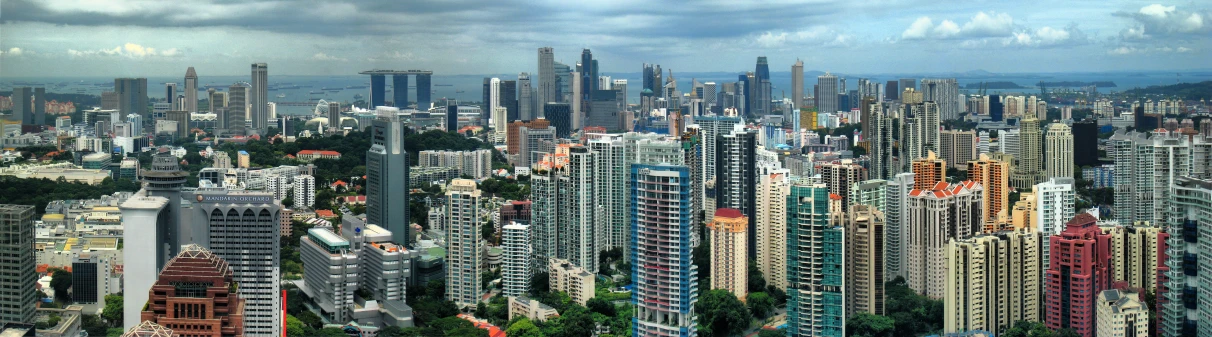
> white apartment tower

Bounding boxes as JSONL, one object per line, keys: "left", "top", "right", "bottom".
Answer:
{"left": 445, "top": 179, "right": 483, "bottom": 308}
{"left": 1045, "top": 123, "right": 1074, "bottom": 179}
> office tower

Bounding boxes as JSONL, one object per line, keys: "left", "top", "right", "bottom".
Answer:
{"left": 226, "top": 83, "right": 248, "bottom": 133}
{"left": 716, "top": 124, "right": 757, "bottom": 259}
{"left": 445, "top": 105, "right": 458, "bottom": 132}
{"left": 911, "top": 151, "right": 946, "bottom": 190}
{"left": 366, "top": 109, "right": 410, "bottom": 246}
{"left": 1110, "top": 130, "right": 1212, "bottom": 225}
{"left": 614, "top": 80, "right": 629, "bottom": 129}
{"left": 485, "top": 77, "right": 500, "bottom": 122}
{"left": 1071, "top": 120, "right": 1099, "bottom": 167}
{"left": 820, "top": 160, "right": 868, "bottom": 212}
{"left": 71, "top": 253, "right": 113, "bottom": 304}
{"left": 987, "top": 94, "right": 1004, "bottom": 121}
{"left": 445, "top": 179, "right": 483, "bottom": 308}
{"left": 208, "top": 89, "right": 225, "bottom": 114}
{"left": 1011, "top": 118, "right": 1045, "bottom": 189}
{"left": 868, "top": 103, "right": 897, "bottom": 180}
{"left": 588, "top": 89, "right": 622, "bottom": 131}
{"left": 115, "top": 77, "right": 149, "bottom": 118}
{"left": 502, "top": 222, "right": 532, "bottom": 297}
{"left": 183, "top": 67, "right": 198, "bottom": 112}
{"left": 817, "top": 73, "right": 839, "bottom": 114}
{"left": 756, "top": 170, "right": 790, "bottom": 291}
{"left": 0, "top": 205, "right": 35, "bottom": 325}
{"left": 580, "top": 49, "right": 598, "bottom": 96}
{"left": 702, "top": 81, "right": 717, "bottom": 110}
{"left": 845, "top": 205, "right": 885, "bottom": 316}
{"left": 940, "top": 130, "right": 975, "bottom": 171}
{"left": 1045, "top": 213, "right": 1112, "bottom": 337}
{"left": 905, "top": 180, "right": 984, "bottom": 298}
{"left": 518, "top": 73, "right": 533, "bottom": 121}
{"left": 708, "top": 209, "right": 748, "bottom": 299}
{"left": 884, "top": 173, "right": 914, "bottom": 281}
{"left": 968, "top": 154, "right": 1012, "bottom": 232}
{"left": 518, "top": 125, "right": 556, "bottom": 166}
{"left": 1095, "top": 289, "right": 1150, "bottom": 337}
{"left": 884, "top": 81, "right": 899, "bottom": 100}
{"left": 301, "top": 226, "right": 357, "bottom": 322}
{"left": 11, "top": 87, "right": 36, "bottom": 125}
{"left": 1103, "top": 224, "right": 1165, "bottom": 293}
{"left": 630, "top": 164, "right": 697, "bottom": 337}
{"left": 791, "top": 60, "right": 804, "bottom": 108}
{"left": 943, "top": 228, "right": 1042, "bottom": 334}
{"left": 250, "top": 63, "right": 268, "bottom": 133}
{"left": 589, "top": 136, "right": 627, "bottom": 251}
{"left": 1045, "top": 123, "right": 1074, "bottom": 179}
{"left": 753, "top": 56, "right": 771, "bottom": 118}
{"left": 696, "top": 115, "right": 742, "bottom": 187}
{"left": 786, "top": 183, "right": 845, "bottom": 337}
{"left": 562, "top": 146, "right": 598, "bottom": 273}
{"left": 164, "top": 82, "right": 177, "bottom": 107}
{"left": 921, "top": 78, "right": 960, "bottom": 120}
{"left": 120, "top": 194, "right": 170, "bottom": 330}
{"left": 165, "top": 110, "right": 189, "bottom": 137}
{"left": 138, "top": 244, "right": 245, "bottom": 336}
{"left": 899, "top": 78, "right": 917, "bottom": 95}
{"left": 1160, "top": 177, "right": 1211, "bottom": 337}
{"left": 570, "top": 71, "right": 582, "bottom": 128}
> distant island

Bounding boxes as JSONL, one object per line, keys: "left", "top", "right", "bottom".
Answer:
{"left": 963, "top": 81, "right": 1025, "bottom": 89}
{"left": 1040, "top": 81, "right": 1117, "bottom": 88}
{"left": 1123, "top": 81, "right": 1212, "bottom": 100}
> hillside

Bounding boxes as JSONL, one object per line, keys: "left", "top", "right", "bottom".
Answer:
{"left": 1122, "top": 81, "right": 1212, "bottom": 100}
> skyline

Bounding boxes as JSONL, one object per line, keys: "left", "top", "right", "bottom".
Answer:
{"left": 1, "top": 1, "right": 1210, "bottom": 77}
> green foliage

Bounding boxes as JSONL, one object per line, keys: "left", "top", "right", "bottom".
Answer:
{"left": 1123, "top": 81, "right": 1212, "bottom": 101}
{"left": 0, "top": 176, "right": 141, "bottom": 214}
{"left": 106, "top": 328, "right": 125, "bottom": 337}
{"left": 478, "top": 177, "right": 530, "bottom": 201}
{"left": 406, "top": 280, "right": 460, "bottom": 327}
{"left": 846, "top": 312, "right": 895, "bottom": 337}
{"left": 506, "top": 318, "right": 544, "bottom": 337}
{"left": 695, "top": 289, "right": 751, "bottom": 337}
{"left": 50, "top": 269, "right": 72, "bottom": 303}
{"left": 101, "top": 294, "right": 123, "bottom": 325}
{"left": 747, "top": 292, "right": 774, "bottom": 320}
{"left": 586, "top": 297, "right": 617, "bottom": 317}
{"left": 315, "top": 327, "right": 349, "bottom": 337}
{"left": 482, "top": 219, "right": 497, "bottom": 243}
{"left": 80, "top": 315, "right": 109, "bottom": 337}
{"left": 748, "top": 261, "right": 766, "bottom": 293}
{"left": 285, "top": 314, "right": 315, "bottom": 337}
{"left": 693, "top": 243, "right": 711, "bottom": 293}
{"left": 765, "top": 285, "right": 787, "bottom": 306}
{"left": 296, "top": 310, "right": 323, "bottom": 330}
{"left": 530, "top": 272, "right": 550, "bottom": 295}
{"left": 758, "top": 329, "right": 787, "bottom": 337}
{"left": 1001, "top": 320, "right": 1071, "bottom": 337}
{"left": 883, "top": 276, "right": 945, "bottom": 336}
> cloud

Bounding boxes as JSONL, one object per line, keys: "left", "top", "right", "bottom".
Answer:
{"left": 1005, "top": 24, "right": 1088, "bottom": 47}
{"left": 1114, "top": 4, "right": 1210, "bottom": 39}
{"left": 961, "top": 12, "right": 1015, "bottom": 38}
{"left": 0, "top": 47, "right": 29, "bottom": 56}
{"left": 67, "top": 43, "right": 182, "bottom": 58}
{"left": 311, "top": 53, "right": 348, "bottom": 61}
{"left": 900, "top": 11, "right": 1015, "bottom": 40}
{"left": 1107, "top": 45, "right": 1196, "bottom": 55}
{"left": 902, "top": 17, "right": 933, "bottom": 39}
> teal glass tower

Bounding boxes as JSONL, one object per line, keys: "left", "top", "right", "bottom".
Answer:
{"left": 786, "top": 183, "right": 846, "bottom": 337}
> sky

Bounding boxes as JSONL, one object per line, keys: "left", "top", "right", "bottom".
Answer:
{"left": 1, "top": 0, "right": 1209, "bottom": 77}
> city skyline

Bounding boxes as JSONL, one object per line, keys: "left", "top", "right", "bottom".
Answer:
{"left": 1, "top": 1, "right": 1210, "bottom": 77}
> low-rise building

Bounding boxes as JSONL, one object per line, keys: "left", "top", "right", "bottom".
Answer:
{"left": 507, "top": 296, "right": 559, "bottom": 323}
{"left": 296, "top": 150, "right": 342, "bottom": 162}
{"left": 1096, "top": 289, "right": 1149, "bottom": 337}
{"left": 548, "top": 258, "right": 595, "bottom": 305}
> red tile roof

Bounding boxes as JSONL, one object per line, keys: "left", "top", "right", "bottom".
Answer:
{"left": 714, "top": 208, "right": 744, "bottom": 218}
{"left": 315, "top": 210, "right": 336, "bottom": 218}
{"left": 298, "top": 150, "right": 341, "bottom": 156}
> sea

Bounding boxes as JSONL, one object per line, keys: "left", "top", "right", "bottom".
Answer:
{"left": 4, "top": 70, "right": 1210, "bottom": 116}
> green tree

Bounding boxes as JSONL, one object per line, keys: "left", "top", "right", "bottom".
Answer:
{"left": 101, "top": 294, "right": 123, "bottom": 326}
{"left": 505, "top": 317, "right": 544, "bottom": 337}
{"left": 50, "top": 269, "right": 72, "bottom": 303}
{"left": 296, "top": 310, "right": 323, "bottom": 330}
{"left": 586, "top": 297, "right": 617, "bottom": 317}
{"left": 106, "top": 328, "right": 125, "bottom": 337}
{"left": 748, "top": 261, "right": 767, "bottom": 293}
{"left": 693, "top": 243, "right": 711, "bottom": 293}
{"left": 846, "top": 312, "right": 895, "bottom": 337}
{"left": 695, "top": 289, "right": 750, "bottom": 337}
{"left": 285, "top": 314, "right": 315, "bottom": 337}
{"left": 746, "top": 292, "right": 774, "bottom": 320}
{"left": 315, "top": 327, "right": 349, "bottom": 337}
{"left": 758, "top": 329, "right": 787, "bottom": 337}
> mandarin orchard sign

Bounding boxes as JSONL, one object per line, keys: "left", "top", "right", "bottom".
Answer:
{"left": 195, "top": 194, "right": 275, "bottom": 204}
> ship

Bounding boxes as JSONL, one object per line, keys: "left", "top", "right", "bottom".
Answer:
{"left": 346, "top": 85, "right": 368, "bottom": 89}
{"left": 276, "top": 94, "right": 286, "bottom": 98}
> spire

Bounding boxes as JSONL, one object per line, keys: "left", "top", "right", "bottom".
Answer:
{"left": 185, "top": 67, "right": 197, "bottom": 79}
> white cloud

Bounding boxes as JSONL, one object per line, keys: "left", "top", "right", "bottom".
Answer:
{"left": 1107, "top": 45, "right": 1195, "bottom": 55}
{"left": 1139, "top": 4, "right": 1176, "bottom": 19}
{"left": 901, "top": 12, "right": 1015, "bottom": 40}
{"left": 311, "top": 53, "right": 348, "bottom": 61}
{"left": 1, "top": 48, "right": 27, "bottom": 56}
{"left": 932, "top": 20, "right": 960, "bottom": 38}
{"left": 902, "top": 17, "right": 933, "bottom": 39}
{"left": 66, "top": 43, "right": 182, "bottom": 58}
{"left": 961, "top": 12, "right": 1015, "bottom": 37}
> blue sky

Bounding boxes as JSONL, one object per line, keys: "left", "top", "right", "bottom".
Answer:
{"left": 0, "top": 0, "right": 1208, "bottom": 77}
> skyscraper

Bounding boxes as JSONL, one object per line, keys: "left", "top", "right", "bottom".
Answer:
{"left": 1160, "top": 177, "right": 1212, "bottom": 337}
{"left": 921, "top": 78, "right": 961, "bottom": 120}
{"left": 1071, "top": 120, "right": 1099, "bottom": 167}
{"left": 446, "top": 179, "right": 483, "bottom": 309}
{"left": 708, "top": 208, "right": 748, "bottom": 300}
{"left": 250, "top": 63, "right": 269, "bottom": 133}
{"left": 630, "top": 164, "right": 697, "bottom": 337}
{"left": 561, "top": 146, "right": 598, "bottom": 273}
{"left": 792, "top": 60, "right": 804, "bottom": 109}
{"left": 968, "top": 154, "right": 1011, "bottom": 231}
{"left": 0, "top": 204, "right": 35, "bottom": 325}
{"left": 905, "top": 180, "right": 984, "bottom": 298}
{"left": 716, "top": 124, "right": 757, "bottom": 259}
{"left": 911, "top": 151, "right": 946, "bottom": 190}
{"left": 756, "top": 170, "right": 790, "bottom": 291}
{"left": 11, "top": 87, "right": 36, "bottom": 125}
{"left": 589, "top": 136, "right": 627, "bottom": 251}
{"left": 899, "top": 78, "right": 917, "bottom": 95}
{"left": 944, "top": 228, "right": 1042, "bottom": 334}
{"left": 820, "top": 160, "right": 868, "bottom": 213}
{"left": 787, "top": 182, "right": 845, "bottom": 337}
{"left": 1045, "top": 213, "right": 1112, "bottom": 337}
{"left": 754, "top": 56, "right": 771, "bottom": 118}
{"left": 164, "top": 82, "right": 177, "bottom": 107}
{"left": 366, "top": 108, "right": 411, "bottom": 246}
{"left": 115, "top": 77, "right": 148, "bottom": 118}
{"left": 884, "top": 173, "right": 915, "bottom": 281}
{"left": 940, "top": 129, "right": 975, "bottom": 171}
{"left": 1011, "top": 118, "right": 1045, "bottom": 189}
{"left": 1045, "top": 123, "right": 1074, "bottom": 179}
{"left": 184, "top": 67, "right": 198, "bottom": 112}
{"left": 845, "top": 205, "right": 885, "bottom": 316}
{"left": 817, "top": 73, "right": 839, "bottom": 114}
{"left": 226, "top": 83, "right": 248, "bottom": 133}
{"left": 502, "top": 222, "right": 532, "bottom": 297}
{"left": 518, "top": 73, "right": 533, "bottom": 121}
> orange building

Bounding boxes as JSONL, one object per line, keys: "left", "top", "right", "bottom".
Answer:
{"left": 912, "top": 150, "right": 947, "bottom": 190}
{"left": 140, "top": 244, "right": 245, "bottom": 337}
{"left": 707, "top": 208, "right": 748, "bottom": 301}
{"left": 968, "top": 153, "right": 1012, "bottom": 232}
{"left": 506, "top": 119, "right": 551, "bottom": 155}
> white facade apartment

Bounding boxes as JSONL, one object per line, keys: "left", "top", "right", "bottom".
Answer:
{"left": 561, "top": 146, "right": 598, "bottom": 273}
{"left": 905, "top": 181, "right": 984, "bottom": 299}
{"left": 502, "top": 222, "right": 532, "bottom": 297}
{"left": 883, "top": 173, "right": 915, "bottom": 282}
{"left": 445, "top": 179, "right": 483, "bottom": 308}
{"left": 1096, "top": 289, "right": 1150, "bottom": 337}
{"left": 755, "top": 169, "right": 790, "bottom": 291}
{"left": 944, "top": 229, "right": 1042, "bottom": 334}
{"left": 294, "top": 175, "right": 315, "bottom": 209}
{"left": 589, "top": 136, "right": 627, "bottom": 252}
{"left": 1045, "top": 123, "right": 1074, "bottom": 179}
{"left": 301, "top": 226, "right": 358, "bottom": 323}
{"left": 417, "top": 149, "right": 494, "bottom": 179}
{"left": 548, "top": 258, "right": 595, "bottom": 305}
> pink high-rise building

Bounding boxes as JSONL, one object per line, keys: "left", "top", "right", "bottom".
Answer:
{"left": 1044, "top": 213, "right": 1112, "bottom": 337}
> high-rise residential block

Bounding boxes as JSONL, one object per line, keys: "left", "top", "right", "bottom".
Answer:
{"left": 787, "top": 183, "right": 845, "bottom": 337}
{"left": 630, "top": 163, "right": 697, "bottom": 337}
{"left": 1034, "top": 177, "right": 1075, "bottom": 236}
{"left": 1011, "top": 118, "right": 1046, "bottom": 189}
{"left": 1045, "top": 213, "right": 1112, "bottom": 337}
{"left": 293, "top": 174, "right": 315, "bottom": 209}
{"left": 1096, "top": 289, "right": 1150, "bottom": 337}
{"left": 708, "top": 209, "right": 748, "bottom": 300}
{"left": 968, "top": 154, "right": 1011, "bottom": 231}
{"left": 0, "top": 204, "right": 35, "bottom": 325}
{"left": 905, "top": 180, "right": 984, "bottom": 298}
{"left": 1045, "top": 123, "right": 1074, "bottom": 179}
{"left": 848, "top": 179, "right": 887, "bottom": 212}
{"left": 756, "top": 170, "right": 790, "bottom": 291}
{"left": 900, "top": 102, "right": 941, "bottom": 167}
{"left": 921, "top": 78, "right": 961, "bottom": 120}
{"left": 250, "top": 63, "right": 268, "bottom": 133}
{"left": 589, "top": 135, "right": 628, "bottom": 251}
{"left": 884, "top": 173, "right": 915, "bottom": 281}
{"left": 944, "top": 228, "right": 1042, "bottom": 335}
{"left": 366, "top": 108, "right": 410, "bottom": 246}
{"left": 940, "top": 129, "right": 975, "bottom": 171}
{"left": 1109, "top": 130, "right": 1212, "bottom": 225}
{"left": 561, "top": 146, "right": 598, "bottom": 273}
{"left": 502, "top": 222, "right": 532, "bottom": 297}
{"left": 845, "top": 205, "right": 885, "bottom": 316}
{"left": 139, "top": 244, "right": 245, "bottom": 337}
{"left": 1160, "top": 177, "right": 1211, "bottom": 337}
{"left": 911, "top": 151, "right": 946, "bottom": 190}
{"left": 1103, "top": 224, "right": 1166, "bottom": 293}
{"left": 445, "top": 179, "right": 483, "bottom": 309}
{"left": 820, "top": 160, "right": 868, "bottom": 213}
{"left": 716, "top": 123, "right": 757, "bottom": 259}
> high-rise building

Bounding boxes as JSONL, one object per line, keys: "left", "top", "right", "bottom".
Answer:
{"left": 845, "top": 205, "right": 885, "bottom": 316}
{"left": 708, "top": 209, "right": 748, "bottom": 300}
{"left": 1071, "top": 120, "right": 1099, "bottom": 167}
{"left": 696, "top": 115, "right": 742, "bottom": 193}
{"left": 1045, "top": 123, "right": 1074, "bottom": 179}
{"left": 366, "top": 109, "right": 411, "bottom": 246}
{"left": 1103, "top": 224, "right": 1166, "bottom": 293}
{"left": 184, "top": 67, "right": 198, "bottom": 113}
{"left": 884, "top": 173, "right": 915, "bottom": 281}
{"left": 71, "top": 253, "right": 115, "bottom": 304}
{"left": 1045, "top": 213, "right": 1112, "bottom": 337}
{"left": 561, "top": 146, "right": 598, "bottom": 273}
{"left": 11, "top": 87, "right": 32, "bottom": 125}
{"left": 445, "top": 179, "right": 483, "bottom": 309}
{"left": 1110, "top": 130, "right": 1212, "bottom": 225}
{"left": 787, "top": 183, "right": 845, "bottom": 337}
{"left": 921, "top": 78, "right": 961, "bottom": 120}
{"left": 518, "top": 73, "right": 533, "bottom": 121}
{"left": 901, "top": 102, "right": 941, "bottom": 167}
{"left": 549, "top": 258, "right": 595, "bottom": 306}
{"left": 1160, "top": 177, "right": 1211, "bottom": 337}
{"left": 1095, "top": 289, "right": 1150, "bottom": 337}
{"left": 0, "top": 204, "right": 35, "bottom": 325}
{"left": 944, "top": 228, "right": 1042, "bottom": 334}
{"left": 791, "top": 60, "right": 804, "bottom": 108}
{"left": 940, "top": 129, "right": 975, "bottom": 171}
{"left": 301, "top": 226, "right": 357, "bottom": 323}
{"left": 817, "top": 73, "right": 839, "bottom": 114}
{"left": 164, "top": 82, "right": 177, "bottom": 107}
{"left": 139, "top": 244, "right": 245, "bottom": 337}
{"left": 250, "top": 63, "right": 269, "bottom": 133}
{"left": 226, "top": 83, "right": 248, "bottom": 133}
{"left": 911, "top": 151, "right": 946, "bottom": 190}
{"left": 868, "top": 102, "right": 898, "bottom": 180}
{"left": 716, "top": 124, "right": 757, "bottom": 259}
{"left": 115, "top": 78, "right": 149, "bottom": 118}
{"left": 1012, "top": 118, "right": 1046, "bottom": 189}
{"left": 905, "top": 180, "right": 984, "bottom": 298}
{"left": 589, "top": 136, "right": 628, "bottom": 251}
{"left": 849, "top": 179, "right": 887, "bottom": 213}
{"left": 502, "top": 222, "right": 532, "bottom": 297}
{"left": 630, "top": 164, "right": 697, "bottom": 337}
{"left": 1034, "top": 177, "right": 1075, "bottom": 236}
{"left": 485, "top": 77, "right": 500, "bottom": 123}
{"left": 820, "top": 160, "right": 868, "bottom": 213}
{"left": 968, "top": 154, "right": 1012, "bottom": 231}
{"left": 756, "top": 170, "right": 790, "bottom": 291}
{"left": 293, "top": 174, "right": 315, "bottom": 209}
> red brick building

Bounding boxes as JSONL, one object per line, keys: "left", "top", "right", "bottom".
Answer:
{"left": 141, "top": 244, "right": 245, "bottom": 337}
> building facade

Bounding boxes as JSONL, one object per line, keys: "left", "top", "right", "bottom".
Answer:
{"left": 1045, "top": 213, "right": 1112, "bottom": 337}
{"left": 630, "top": 164, "right": 697, "bottom": 337}
{"left": 139, "top": 244, "right": 245, "bottom": 337}
{"left": 501, "top": 222, "right": 532, "bottom": 297}
{"left": 0, "top": 205, "right": 35, "bottom": 325}
{"left": 905, "top": 181, "right": 984, "bottom": 298}
{"left": 844, "top": 205, "right": 885, "bottom": 316}
{"left": 445, "top": 179, "right": 483, "bottom": 309}
{"left": 755, "top": 170, "right": 790, "bottom": 291}
{"left": 366, "top": 109, "right": 411, "bottom": 246}
{"left": 301, "top": 226, "right": 358, "bottom": 323}
{"left": 944, "top": 229, "right": 1042, "bottom": 335}
{"left": 1045, "top": 123, "right": 1074, "bottom": 179}
{"left": 707, "top": 209, "right": 748, "bottom": 300}
{"left": 787, "top": 183, "right": 845, "bottom": 337}
{"left": 1096, "top": 289, "right": 1150, "bottom": 337}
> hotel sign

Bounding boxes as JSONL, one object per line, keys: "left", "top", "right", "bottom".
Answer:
{"left": 195, "top": 194, "right": 274, "bottom": 204}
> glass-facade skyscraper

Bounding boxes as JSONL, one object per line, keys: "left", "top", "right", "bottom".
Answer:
{"left": 630, "top": 164, "right": 697, "bottom": 337}
{"left": 787, "top": 183, "right": 845, "bottom": 337}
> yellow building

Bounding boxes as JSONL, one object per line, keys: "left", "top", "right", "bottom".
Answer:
{"left": 1096, "top": 289, "right": 1150, "bottom": 337}
{"left": 707, "top": 208, "right": 748, "bottom": 301}
{"left": 845, "top": 205, "right": 885, "bottom": 316}
{"left": 945, "top": 228, "right": 1043, "bottom": 334}
{"left": 548, "top": 258, "right": 595, "bottom": 306}
{"left": 800, "top": 108, "right": 818, "bottom": 130}
{"left": 1102, "top": 222, "right": 1165, "bottom": 293}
